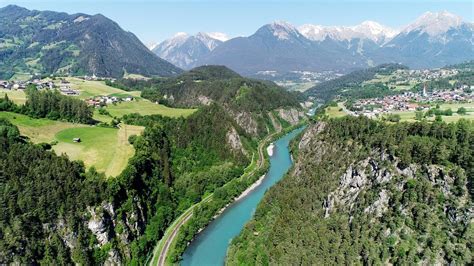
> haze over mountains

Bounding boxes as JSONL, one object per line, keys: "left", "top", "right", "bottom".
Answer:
{"left": 154, "top": 11, "right": 474, "bottom": 75}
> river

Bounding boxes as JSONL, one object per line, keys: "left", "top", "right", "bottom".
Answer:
{"left": 181, "top": 127, "right": 304, "bottom": 266}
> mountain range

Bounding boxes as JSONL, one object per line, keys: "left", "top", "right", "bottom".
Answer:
{"left": 0, "top": 5, "right": 182, "bottom": 79}
{"left": 152, "top": 32, "right": 229, "bottom": 69}
{"left": 154, "top": 11, "right": 473, "bottom": 75}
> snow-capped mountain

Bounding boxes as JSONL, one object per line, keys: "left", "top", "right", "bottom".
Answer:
{"left": 298, "top": 21, "right": 398, "bottom": 44}
{"left": 153, "top": 32, "right": 228, "bottom": 69}
{"left": 156, "top": 11, "right": 473, "bottom": 75}
{"left": 381, "top": 11, "right": 474, "bottom": 68}
{"left": 402, "top": 11, "right": 464, "bottom": 36}
{"left": 198, "top": 21, "right": 367, "bottom": 74}
{"left": 262, "top": 21, "right": 307, "bottom": 41}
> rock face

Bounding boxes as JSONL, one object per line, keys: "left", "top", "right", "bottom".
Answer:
{"left": 277, "top": 108, "right": 305, "bottom": 126}
{"left": 226, "top": 127, "right": 247, "bottom": 155}
{"left": 228, "top": 109, "right": 259, "bottom": 136}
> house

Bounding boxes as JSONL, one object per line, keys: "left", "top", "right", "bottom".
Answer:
{"left": 73, "top": 138, "right": 81, "bottom": 143}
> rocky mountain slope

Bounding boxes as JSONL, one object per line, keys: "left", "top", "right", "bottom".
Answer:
{"left": 0, "top": 5, "right": 182, "bottom": 79}
{"left": 227, "top": 117, "right": 473, "bottom": 265}
{"left": 152, "top": 32, "right": 228, "bottom": 69}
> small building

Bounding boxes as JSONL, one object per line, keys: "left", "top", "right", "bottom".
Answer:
{"left": 73, "top": 138, "right": 81, "bottom": 143}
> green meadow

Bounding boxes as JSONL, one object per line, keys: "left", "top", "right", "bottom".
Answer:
{"left": 0, "top": 89, "right": 27, "bottom": 104}
{"left": 0, "top": 111, "right": 143, "bottom": 177}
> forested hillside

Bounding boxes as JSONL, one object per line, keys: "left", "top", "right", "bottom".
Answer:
{"left": 110, "top": 65, "right": 306, "bottom": 137}
{"left": 0, "top": 103, "right": 252, "bottom": 264}
{"left": 0, "top": 88, "right": 302, "bottom": 264}
{"left": 228, "top": 116, "right": 473, "bottom": 265}
{"left": 0, "top": 118, "right": 108, "bottom": 264}
{"left": 0, "top": 5, "right": 181, "bottom": 79}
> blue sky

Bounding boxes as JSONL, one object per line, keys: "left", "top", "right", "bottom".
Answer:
{"left": 1, "top": 0, "right": 472, "bottom": 44}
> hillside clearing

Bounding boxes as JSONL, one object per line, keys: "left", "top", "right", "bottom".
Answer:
{"left": 0, "top": 112, "right": 81, "bottom": 143}
{"left": 54, "top": 125, "right": 143, "bottom": 177}
{"left": 0, "top": 112, "right": 143, "bottom": 177}
{"left": 103, "top": 99, "right": 196, "bottom": 119}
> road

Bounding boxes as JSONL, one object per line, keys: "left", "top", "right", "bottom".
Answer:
{"left": 150, "top": 132, "right": 276, "bottom": 266}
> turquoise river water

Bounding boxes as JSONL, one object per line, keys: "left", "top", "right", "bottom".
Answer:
{"left": 181, "top": 127, "right": 304, "bottom": 266}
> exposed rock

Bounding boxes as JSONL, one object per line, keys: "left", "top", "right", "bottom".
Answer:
{"left": 228, "top": 109, "right": 259, "bottom": 136}
{"left": 277, "top": 108, "right": 305, "bottom": 125}
{"left": 226, "top": 127, "right": 247, "bottom": 155}
{"left": 87, "top": 206, "right": 112, "bottom": 245}
{"left": 197, "top": 95, "right": 212, "bottom": 105}
{"left": 104, "top": 249, "right": 122, "bottom": 265}
{"left": 298, "top": 122, "right": 326, "bottom": 151}
{"left": 324, "top": 155, "right": 395, "bottom": 217}
{"left": 364, "top": 189, "right": 389, "bottom": 217}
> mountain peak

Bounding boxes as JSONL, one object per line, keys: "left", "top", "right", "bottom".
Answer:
{"left": 195, "top": 32, "right": 224, "bottom": 50}
{"left": 173, "top": 32, "right": 190, "bottom": 39}
{"left": 404, "top": 11, "right": 464, "bottom": 35}
{"left": 352, "top": 21, "right": 398, "bottom": 41}
{"left": 262, "top": 21, "right": 300, "bottom": 40}
{"left": 204, "top": 32, "right": 230, "bottom": 42}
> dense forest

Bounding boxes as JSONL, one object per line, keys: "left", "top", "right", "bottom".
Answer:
{"left": 0, "top": 118, "right": 108, "bottom": 264}
{"left": 228, "top": 116, "right": 473, "bottom": 265}
{"left": 23, "top": 87, "right": 93, "bottom": 123}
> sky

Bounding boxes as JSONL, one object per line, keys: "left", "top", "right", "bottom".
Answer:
{"left": 0, "top": 0, "right": 472, "bottom": 45}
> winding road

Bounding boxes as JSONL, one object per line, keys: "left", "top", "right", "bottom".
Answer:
{"left": 150, "top": 132, "right": 275, "bottom": 266}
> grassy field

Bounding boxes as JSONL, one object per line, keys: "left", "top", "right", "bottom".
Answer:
{"left": 0, "top": 89, "right": 27, "bottom": 104}
{"left": 104, "top": 99, "right": 196, "bottom": 119}
{"left": 0, "top": 111, "right": 143, "bottom": 177}
{"left": 0, "top": 112, "right": 81, "bottom": 143}
{"left": 65, "top": 78, "right": 197, "bottom": 120}
{"left": 54, "top": 124, "right": 143, "bottom": 177}
{"left": 65, "top": 77, "right": 141, "bottom": 100}
{"left": 325, "top": 103, "right": 348, "bottom": 118}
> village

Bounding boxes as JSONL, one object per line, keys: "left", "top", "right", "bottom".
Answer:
{"left": 0, "top": 75, "right": 135, "bottom": 107}
{"left": 349, "top": 85, "right": 474, "bottom": 118}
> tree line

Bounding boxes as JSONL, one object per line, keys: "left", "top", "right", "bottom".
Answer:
{"left": 1, "top": 85, "right": 93, "bottom": 124}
